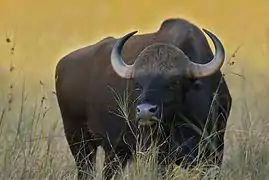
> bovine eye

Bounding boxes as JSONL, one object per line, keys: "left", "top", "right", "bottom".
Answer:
{"left": 135, "top": 88, "right": 142, "bottom": 92}
{"left": 135, "top": 82, "right": 143, "bottom": 91}
{"left": 167, "top": 80, "right": 180, "bottom": 90}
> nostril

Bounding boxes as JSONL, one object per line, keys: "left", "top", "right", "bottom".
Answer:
{"left": 136, "top": 103, "right": 159, "bottom": 117}
{"left": 149, "top": 106, "right": 158, "bottom": 113}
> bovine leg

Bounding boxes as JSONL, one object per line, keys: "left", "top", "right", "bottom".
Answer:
{"left": 212, "top": 110, "right": 228, "bottom": 167}
{"left": 213, "top": 80, "right": 232, "bottom": 167}
{"left": 103, "top": 146, "right": 133, "bottom": 180}
{"left": 206, "top": 92, "right": 231, "bottom": 168}
{"left": 158, "top": 149, "right": 175, "bottom": 179}
{"left": 62, "top": 114, "right": 97, "bottom": 180}
{"left": 172, "top": 123, "right": 200, "bottom": 169}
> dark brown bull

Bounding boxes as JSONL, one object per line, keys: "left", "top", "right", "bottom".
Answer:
{"left": 55, "top": 18, "right": 232, "bottom": 179}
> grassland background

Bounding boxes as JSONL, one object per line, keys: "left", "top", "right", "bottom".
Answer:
{"left": 0, "top": 0, "right": 269, "bottom": 179}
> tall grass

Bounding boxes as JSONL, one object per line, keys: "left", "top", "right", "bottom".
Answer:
{"left": 1, "top": 51, "right": 269, "bottom": 180}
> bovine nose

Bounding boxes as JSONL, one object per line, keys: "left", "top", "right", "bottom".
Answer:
{"left": 136, "top": 103, "right": 159, "bottom": 119}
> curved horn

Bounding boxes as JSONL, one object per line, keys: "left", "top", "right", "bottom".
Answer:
{"left": 110, "top": 31, "right": 138, "bottom": 79}
{"left": 186, "top": 29, "right": 225, "bottom": 78}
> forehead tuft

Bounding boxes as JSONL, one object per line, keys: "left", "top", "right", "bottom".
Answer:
{"left": 133, "top": 43, "right": 189, "bottom": 77}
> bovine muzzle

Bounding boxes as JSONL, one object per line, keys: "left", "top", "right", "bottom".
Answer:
{"left": 136, "top": 103, "right": 160, "bottom": 125}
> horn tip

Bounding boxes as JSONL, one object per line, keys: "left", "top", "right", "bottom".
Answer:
{"left": 124, "top": 31, "right": 138, "bottom": 39}
{"left": 131, "top": 30, "right": 138, "bottom": 35}
{"left": 202, "top": 28, "right": 211, "bottom": 35}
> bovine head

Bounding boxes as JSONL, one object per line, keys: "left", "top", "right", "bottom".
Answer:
{"left": 111, "top": 29, "right": 225, "bottom": 126}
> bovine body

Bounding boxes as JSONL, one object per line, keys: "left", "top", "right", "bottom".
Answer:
{"left": 55, "top": 18, "right": 232, "bottom": 179}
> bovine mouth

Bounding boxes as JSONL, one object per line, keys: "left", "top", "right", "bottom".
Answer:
{"left": 137, "top": 117, "right": 160, "bottom": 126}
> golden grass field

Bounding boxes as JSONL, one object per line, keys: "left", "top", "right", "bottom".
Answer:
{"left": 0, "top": 0, "right": 269, "bottom": 179}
